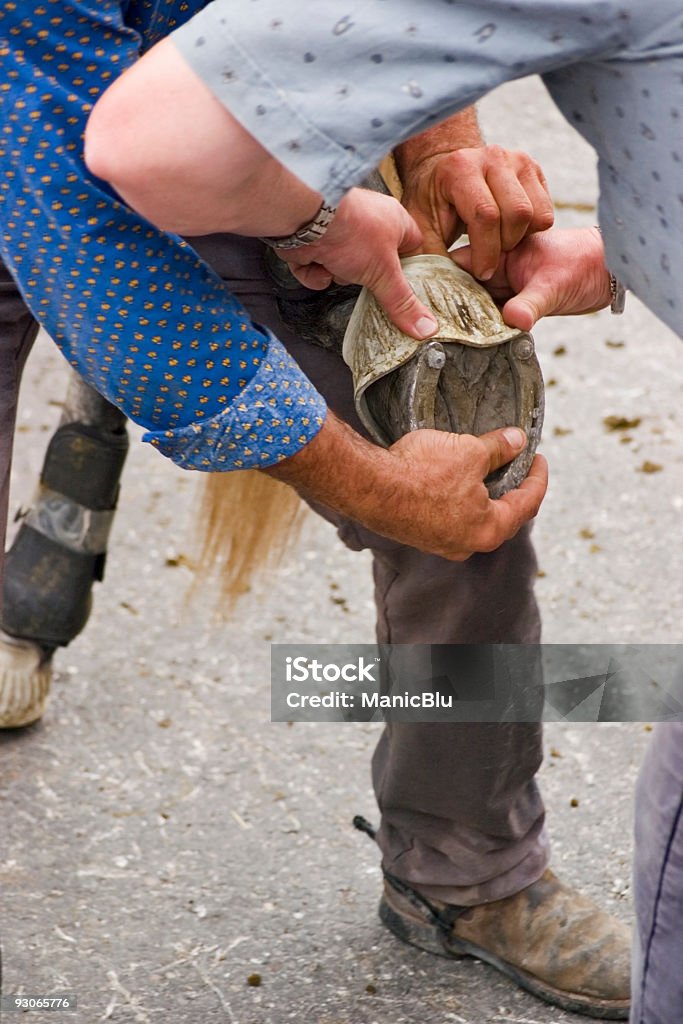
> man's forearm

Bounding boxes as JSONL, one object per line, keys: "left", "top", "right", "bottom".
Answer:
{"left": 265, "top": 412, "right": 548, "bottom": 563}
{"left": 393, "top": 107, "right": 484, "bottom": 181}
{"left": 265, "top": 412, "right": 394, "bottom": 523}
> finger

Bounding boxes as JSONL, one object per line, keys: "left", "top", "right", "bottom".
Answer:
{"left": 452, "top": 246, "right": 519, "bottom": 307}
{"left": 370, "top": 254, "right": 438, "bottom": 340}
{"left": 515, "top": 163, "right": 555, "bottom": 235}
{"left": 451, "top": 245, "right": 509, "bottom": 288}
{"left": 476, "top": 426, "right": 528, "bottom": 476}
{"left": 450, "top": 244, "right": 473, "bottom": 274}
{"left": 492, "top": 454, "right": 549, "bottom": 531}
{"left": 471, "top": 455, "right": 548, "bottom": 553}
{"left": 289, "top": 262, "right": 334, "bottom": 291}
{"left": 501, "top": 275, "right": 559, "bottom": 330}
{"left": 450, "top": 176, "right": 501, "bottom": 281}
{"left": 477, "top": 455, "right": 548, "bottom": 552}
{"left": 485, "top": 162, "right": 535, "bottom": 252}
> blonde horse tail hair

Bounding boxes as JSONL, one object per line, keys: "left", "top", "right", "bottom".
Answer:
{"left": 190, "top": 469, "right": 306, "bottom": 614}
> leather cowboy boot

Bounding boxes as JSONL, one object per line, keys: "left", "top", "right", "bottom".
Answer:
{"left": 380, "top": 868, "right": 630, "bottom": 1019}
{"left": 352, "top": 815, "right": 630, "bottom": 1019}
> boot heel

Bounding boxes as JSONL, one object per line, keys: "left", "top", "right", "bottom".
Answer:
{"left": 379, "top": 896, "right": 453, "bottom": 958}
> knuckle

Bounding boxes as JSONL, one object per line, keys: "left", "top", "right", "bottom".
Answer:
{"left": 504, "top": 199, "right": 534, "bottom": 229}
{"left": 390, "top": 288, "right": 420, "bottom": 315}
{"left": 475, "top": 529, "right": 501, "bottom": 554}
{"left": 511, "top": 149, "right": 539, "bottom": 171}
{"left": 475, "top": 433, "right": 498, "bottom": 459}
{"left": 460, "top": 433, "right": 480, "bottom": 452}
{"left": 511, "top": 196, "right": 534, "bottom": 219}
{"left": 485, "top": 143, "right": 508, "bottom": 163}
{"left": 448, "top": 147, "right": 479, "bottom": 167}
{"left": 472, "top": 200, "right": 501, "bottom": 226}
{"left": 533, "top": 207, "right": 555, "bottom": 231}
{"left": 463, "top": 434, "right": 490, "bottom": 465}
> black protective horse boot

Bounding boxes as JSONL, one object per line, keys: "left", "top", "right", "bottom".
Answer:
{"left": 0, "top": 371, "right": 128, "bottom": 727}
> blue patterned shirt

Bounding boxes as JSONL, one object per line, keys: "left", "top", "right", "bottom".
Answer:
{"left": 0, "top": 1, "right": 327, "bottom": 471}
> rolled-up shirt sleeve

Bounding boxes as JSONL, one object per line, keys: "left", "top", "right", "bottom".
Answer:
{"left": 144, "top": 330, "right": 325, "bottom": 468}
{"left": 0, "top": 0, "right": 326, "bottom": 471}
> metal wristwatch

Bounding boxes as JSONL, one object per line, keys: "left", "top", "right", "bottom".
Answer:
{"left": 609, "top": 272, "right": 626, "bottom": 315}
{"left": 261, "top": 202, "right": 337, "bottom": 251}
{"left": 594, "top": 226, "right": 626, "bottom": 314}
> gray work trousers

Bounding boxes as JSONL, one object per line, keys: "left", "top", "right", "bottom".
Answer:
{"left": 631, "top": 721, "right": 683, "bottom": 1023}
{"left": 1, "top": 234, "right": 547, "bottom": 905}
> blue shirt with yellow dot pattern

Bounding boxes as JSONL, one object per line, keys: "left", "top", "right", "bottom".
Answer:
{"left": 0, "top": 0, "right": 326, "bottom": 471}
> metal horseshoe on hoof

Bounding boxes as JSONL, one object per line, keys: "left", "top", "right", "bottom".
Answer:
{"left": 342, "top": 255, "right": 545, "bottom": 499}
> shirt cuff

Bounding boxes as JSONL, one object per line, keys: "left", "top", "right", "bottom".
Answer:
{"left": 143, "top": 331, "right": 327, "bottom": 470}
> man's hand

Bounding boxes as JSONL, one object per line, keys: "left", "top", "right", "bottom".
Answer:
{"left": 278, "top": 188, "right": 440, "bottom": 341}
{"left": 380, "top": 427, "right": 548, "bottom": 558}
{"left": 398, "top": 145, "right": 555, "bottom": 280}
{"left": 453, "top": 226, "right": 612, "bottom": 330}
{"left": 267, "top": 412, "right": 547, "bottom": 561}
{"left": 279, "top": 134, "right": 554, "bottom": 340}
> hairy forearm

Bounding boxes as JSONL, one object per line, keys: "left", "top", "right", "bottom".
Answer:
{"left": 393, "top": 107, "right": 484, "bottom": 180}
{"left": 264, "top": 411, "right": 547, "bottom": 563}
{"left": 264, "top": 412, "right": 397, "bottom": 525}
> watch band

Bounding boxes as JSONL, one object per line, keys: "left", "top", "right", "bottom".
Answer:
{"left": 594, "top": 226, "right": 626, "bottom": 315}
{"left": 261, "top": 202, "right": 337, "bottom": 251}
{"left": 609, "top": 272, "right": 626, "bottom": 315}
